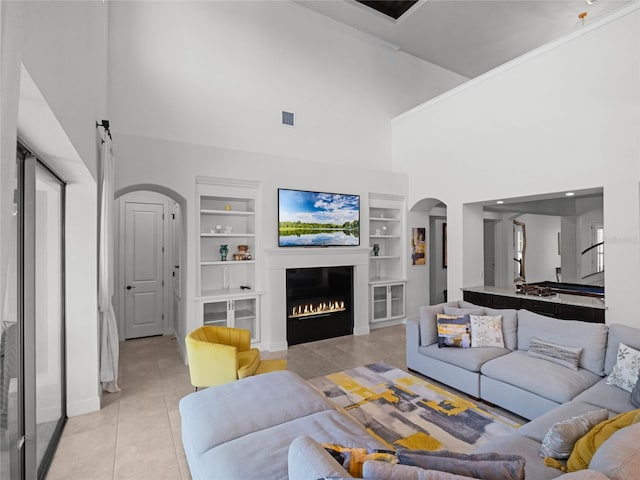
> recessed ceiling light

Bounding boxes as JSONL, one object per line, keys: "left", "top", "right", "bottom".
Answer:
{"left": 496, "top": 200, "right": 504, "bottom": 204}
{"left": 565, "top": 192, "right": 576, "bottom": 197}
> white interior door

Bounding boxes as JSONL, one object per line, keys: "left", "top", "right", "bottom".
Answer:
{"left": 124, "top": 202, "right": 165, "bottom": 339}
{"left": 170, "top": 202, "right": 182, "bottom": 337}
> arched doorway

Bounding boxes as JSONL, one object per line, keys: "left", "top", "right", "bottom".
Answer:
{"left": 114, "top": 186, "right": 187, "bottom": 342}
{"left": 410, "top": 198, "right": 447, "bottom": 306}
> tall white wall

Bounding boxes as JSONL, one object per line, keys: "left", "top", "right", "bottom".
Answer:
{"left": 107, "top": 1, "right": 466, "bottom": 172}
{"left": 113, "top": 133, "right": 409, "bottom": 351}
{"left": 1, "top": 1, "right": 108, "bottom": 415}
{"left": 392, "top": 6, "right": 640, "bottom": 327}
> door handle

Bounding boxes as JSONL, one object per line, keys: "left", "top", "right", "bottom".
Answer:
{"left": 126, "top": 285, "right": 136, "bottom": 290}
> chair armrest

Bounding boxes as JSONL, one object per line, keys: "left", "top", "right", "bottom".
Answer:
{"left": 187, "top": 340, "right": 238, "bottom": 387}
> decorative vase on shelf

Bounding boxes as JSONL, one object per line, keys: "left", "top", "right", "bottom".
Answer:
{"left": 373, "top": 244, "right": 380, "bottom": 256}
{"left": 220, "top": 244, "right": 228, "bottom": 261}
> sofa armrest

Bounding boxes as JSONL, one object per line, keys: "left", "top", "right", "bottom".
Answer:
{"left": 288, "top": 436, "right": 352, "bottom": 480}
{"left": 407, "top": 317, "right": 421, "bottom": 349}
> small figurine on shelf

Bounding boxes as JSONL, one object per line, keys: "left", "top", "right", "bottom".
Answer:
{"left": 220, "top": 244, "right": 228, "bottom": 261}
{"left": 373, "top": 244, "right": 380, "bottom": 256}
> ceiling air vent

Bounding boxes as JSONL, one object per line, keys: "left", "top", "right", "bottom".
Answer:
{"left": 282, "top": 111, "right": 295, "bottom": 127}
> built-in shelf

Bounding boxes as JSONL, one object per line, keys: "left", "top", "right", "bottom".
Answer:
{"left": 200, "top": 260, "right": 256, "bottom": 266}
{"left": 368, "top": 193, "right": 406, "bottom": 324}
{"left": 200, "top": 233, "right": 256, "bottom": 237}
{"left": 197, "top": 177, "right": 262, "bottom": 343}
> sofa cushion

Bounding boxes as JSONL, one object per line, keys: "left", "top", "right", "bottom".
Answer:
{"left": 469, "top": 315, "right": 505, "bottom": 348}
{"left": 605, "top": 343, "right": 640, "bottom": 392}
{"left": 179, "top": 370, "right": 333, "bottom": 459}
{"left": 443, "top": 306, "right": 485, "bottom": 317}
{"left": 631, "top": 378, "right": 640, "bottom": 408}
{"left": 397, "top": 449, "right": 525, "bottom": 480}
{"left": 517, "top": 310, "right": 608, "bottom": 375}
{"left": 419, "top": 303, "right": 457, "bottom": 346}
{"left": 419, "top": 344, "right": 510, "bottom": 373}
{"left": 528, "top": 337, "right": 583, "bottom": 371}
{"left": 473, "top": 434, "right": 565, "bottom": 480}
{"left": 573, "top": 379, "right": 636, "bottom": 414}
{"left": 539, "top": 408, "right": 609, "bottom": 459}
{"left": 197, "top": 410, "right": 387, "bottom": 480}
{"left": 363, "top": 460, "right": 479, "bottom": 480}
{"left": 554, "top": 471, "right": 611, "bottom": 480}
{"left": 288, "top": 436, "right": 352, "bottom": 480}
{"left": 481, "top": 351, "right": 602, "bottom": 404}
{"left": 604, "top": 324, "right": 640, "bottom": 375}
{"left": 589, "top": 422, "right": 640, "bottom": 480}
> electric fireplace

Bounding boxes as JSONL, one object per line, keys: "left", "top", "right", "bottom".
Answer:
{"left": 286, "top": 266, "right": 353, "bottom": 345}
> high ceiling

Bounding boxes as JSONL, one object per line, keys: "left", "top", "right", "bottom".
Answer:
{"left": 297, "top": 0, "right": 633, "bottom": 78}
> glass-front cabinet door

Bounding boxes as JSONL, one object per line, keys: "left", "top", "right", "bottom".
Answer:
{"left": 390, "top": 284, "right": 405, "bottom": 319}
{"left": 201, "top": 296, "right": 259, "bottom": 342}
{"left": 371, "top": 285, "right": 389, "bottom": 322}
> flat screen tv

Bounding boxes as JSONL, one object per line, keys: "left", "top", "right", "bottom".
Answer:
{"left": 278, "top": 188, "right": 360, "bottom": 247}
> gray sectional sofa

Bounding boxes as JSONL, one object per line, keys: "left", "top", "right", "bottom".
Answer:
{"left": 179, "top": 302, "right": 640, "bottom": 479}
{"left": 406, "top": 300, "right": 640, "bottom": 478}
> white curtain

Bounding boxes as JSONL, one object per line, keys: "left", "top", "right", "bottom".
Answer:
{"left": 98, "top": 130, "right": 120, "bottom": 393}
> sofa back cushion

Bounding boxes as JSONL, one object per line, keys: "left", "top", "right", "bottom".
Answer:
{"left": 604, "top": 324, "right": 640, "bottom": 375}
{"left": 419, "top": 302, "right": 458, "bottom": 347}
{"left": 517, "top": 310, "right": 608, "bottom": 376}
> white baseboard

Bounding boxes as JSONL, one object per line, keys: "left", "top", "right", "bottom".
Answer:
{"left": 269, "top": 340, "right": 289, "bottom": 352}
{"left": 353, "top": 325, "right": 370, "bottom": 336}
{"left": 67, "top": 396, "right": 101, "bottom": 417}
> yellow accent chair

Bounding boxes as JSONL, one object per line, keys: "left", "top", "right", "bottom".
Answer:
{"left": 186, "top": 326, "right": 286, "bottom": 389}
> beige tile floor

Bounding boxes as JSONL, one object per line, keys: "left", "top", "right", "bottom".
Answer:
{"left": 47, "top": 325, "right": 408, "bottom": 479}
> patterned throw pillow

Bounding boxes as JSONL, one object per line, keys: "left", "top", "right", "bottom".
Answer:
{"left": 606, "top": 343, "right": 640, "bottom": 392}
{"left": 436, "top": 314, "right": 470, "bottom": 348}
{"left": 322, "top": 443, "right": 396, "bottom": 477}
{"left": 539, "top": 409, "right": 609, "bottom": 459}
{"left": 469, "top": 315, "right": 504, "bottom": 348}
{"left": 527, "top": 337, "right": 583, "bottom": 371}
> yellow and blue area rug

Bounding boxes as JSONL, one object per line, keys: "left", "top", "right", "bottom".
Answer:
{"left": 308, "top": 361, "right": 521, "bottom": 453}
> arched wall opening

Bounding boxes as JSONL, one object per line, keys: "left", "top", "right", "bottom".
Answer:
{"left": 409, "top": 197, "right": 447, "bottom": 309}
{"left": 114, "top": 184, "right": 188, "bottom": 344}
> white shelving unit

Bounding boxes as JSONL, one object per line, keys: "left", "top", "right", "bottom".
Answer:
{"left": 369, "top": 193, "right": 406, "bottom": 324}
{"left": 196, "top": 177, "right": 262, "bottom": 342}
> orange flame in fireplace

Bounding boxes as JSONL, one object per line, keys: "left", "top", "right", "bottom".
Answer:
{"left": 289, "top": 300, "right": 346, "bottom": 319}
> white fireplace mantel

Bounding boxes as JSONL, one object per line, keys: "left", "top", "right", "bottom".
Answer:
{"left": 264, "top": 247, "right": 371, "bottom": 351}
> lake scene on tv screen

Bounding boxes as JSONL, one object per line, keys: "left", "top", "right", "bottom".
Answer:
{"left": 279, "top": 189, "right": 360, "bottom": 246}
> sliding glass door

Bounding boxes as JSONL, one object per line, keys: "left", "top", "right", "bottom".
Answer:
{"left": 0, "top": 145, "right": 21, "bottom": 480}
{"left": 33, "top": 160, "right": 65, "bottom": 476}
{"left": 0, "top": 148, "right": 67, "bottom": 479}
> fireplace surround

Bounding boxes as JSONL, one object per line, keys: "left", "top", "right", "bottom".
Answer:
{"left": 265, "top": 246, "right": 370, "bottom": 351}
{"left": 286, "top": 266, "right": 353, "bottom": 345}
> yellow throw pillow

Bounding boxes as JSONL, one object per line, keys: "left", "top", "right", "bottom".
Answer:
{"left": 567, "top": 409, "right": 640, "bottom": 472}
{"left": 322, "top": 443, "right": 396, "bottom": 477}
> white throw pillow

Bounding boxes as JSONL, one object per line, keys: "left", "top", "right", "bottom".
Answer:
{"left": 606, "top": 343, "right": 640, "bottom": 392}
{"left": 469, "top": 315, "right": 504, "bottom": 348}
